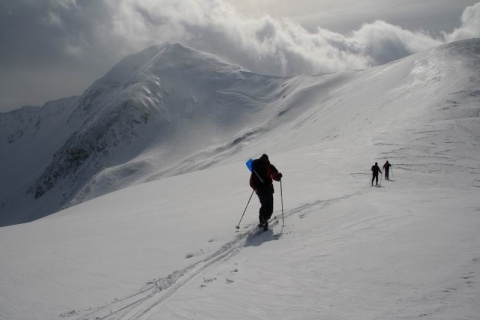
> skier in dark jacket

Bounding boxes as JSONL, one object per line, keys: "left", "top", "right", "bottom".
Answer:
{"left": 249, "top": 154, "right": 282, "bottom": 229}
{"left": 371, "top": 162, "right": 382, "bottom": 186}
{"left": 383, "top": 161, "right": 392, "bottom": 180}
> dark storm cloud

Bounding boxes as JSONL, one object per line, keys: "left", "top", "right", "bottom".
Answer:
{"left": 0, "top": 0, "right": 116, "bottom": 109}
{"left": 0, "top": 0, "right": 479, "bottom": 112}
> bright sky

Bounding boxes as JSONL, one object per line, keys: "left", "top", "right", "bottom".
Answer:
{"left": 0, "top": 0, "right": 479, "bottom": 112}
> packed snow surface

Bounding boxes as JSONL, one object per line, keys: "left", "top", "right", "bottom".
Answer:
{"left": 0, "top": 39, "right": 479, "bottom": 319}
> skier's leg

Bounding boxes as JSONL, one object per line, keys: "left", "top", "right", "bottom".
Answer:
{"left": 257, "top": 192, "right": 270, "bottom": 226}
{"left": 264, "top": 192, "right": 274, "bottom": 220}
{"left": 256, "top": 193, "right": 264, "bottom": 225}
{"left": 257, "top": 191, "right": 273, "bottom": 228}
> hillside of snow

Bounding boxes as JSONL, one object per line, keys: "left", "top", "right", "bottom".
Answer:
{"left": 0, "top": 43, "right": 290, "bottom": 226}
{"left": 0, "top": 39, "right": 479, "bottom": 320}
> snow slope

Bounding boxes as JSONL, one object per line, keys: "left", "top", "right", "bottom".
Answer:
{"left": 0, "top": 39, "right": 479, "bottom": 320}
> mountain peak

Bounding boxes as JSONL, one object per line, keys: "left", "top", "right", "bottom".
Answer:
{"left": 101, "top": 42, "right": 245, "bottom": 84}
{"left": 16, "top": 42, "right": 277, "bottom": 220}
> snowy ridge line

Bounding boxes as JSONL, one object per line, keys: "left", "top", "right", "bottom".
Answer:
{"left": 145, "top": 127, "right": 266, "bottom": 182}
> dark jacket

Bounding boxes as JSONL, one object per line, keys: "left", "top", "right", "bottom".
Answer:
{"left": 249, "top": 158, "right": 281, "bottom": 193}
{"left": 371, "top": 164, "right": 382, "bottom": 175}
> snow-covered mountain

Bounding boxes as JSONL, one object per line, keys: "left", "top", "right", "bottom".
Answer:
{"left": 1, "top": 40, "right": 480, "bottom": 227}
{"left": 2, "top": 39, "right": 479, "bottom": 227}
{"left": 0, "top": 39, "right": 479, "bottom": 319}
{"left": 1, "top": 43, "right": 290, "bottom": 226}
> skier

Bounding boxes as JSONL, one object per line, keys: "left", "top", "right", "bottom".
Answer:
{"left": 371, "top": 162, "right": 382, "bottom": 186}
{"left": 383, "top": 161, "right": 392, "bottom": 180}
{"left": 249, "top": 154, "right": 282, "bottom": 230}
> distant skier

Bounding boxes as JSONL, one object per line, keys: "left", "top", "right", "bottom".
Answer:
{"left": 371, "top": 162, "right": 382, "bottom": 186}
{"left": 249, "top": 154, "right": 282, "bottom": 230}
{"left": 383, "top": 161, "right": 392, "bottom": 180}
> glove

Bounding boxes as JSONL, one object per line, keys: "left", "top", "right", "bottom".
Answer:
{"left": 278, "top": 173, "right": 283, "bottom": 180}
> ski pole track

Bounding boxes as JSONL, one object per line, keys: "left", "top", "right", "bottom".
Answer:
{"left": 69, "top": 191, "right": 362, "bottom": 320}
{"left": 72, "top": 219, "right": 282, "bottom": 319}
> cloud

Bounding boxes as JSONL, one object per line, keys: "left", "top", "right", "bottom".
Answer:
{"left": 352, "top": 20, "right": 444, "bottom": 65}
{"left": 0, "top": 0, "right": 478, "bottom": 111}
{"left": 39, "top": 0, "right": 438, "bottom": 75}
{"left": 445, "top": 2, "right": 480, "bottom": 42}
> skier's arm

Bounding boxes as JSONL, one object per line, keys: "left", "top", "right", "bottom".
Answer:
{"left": 269, "top": 164, "right": 282, "bottom": 181}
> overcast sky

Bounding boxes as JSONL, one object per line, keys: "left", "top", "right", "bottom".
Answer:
{"left": 0, "top": 0, "right": 479, "bottom": 112}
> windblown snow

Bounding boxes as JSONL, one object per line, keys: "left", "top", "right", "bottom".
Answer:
{"left": 0, "top": 39, "right": 479, "bottom": 320}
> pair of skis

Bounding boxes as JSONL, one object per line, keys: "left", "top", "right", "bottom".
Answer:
{"left": 258, "top": 216, "right": 279, "bottom": 231}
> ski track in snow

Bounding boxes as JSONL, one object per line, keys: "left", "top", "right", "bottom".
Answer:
{"left": 66, "top": 191, "right": 361, "bottom": 320}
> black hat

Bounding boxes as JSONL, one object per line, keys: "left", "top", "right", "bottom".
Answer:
{"left": 261, "top": 154, "right": 269, "bottom": 160}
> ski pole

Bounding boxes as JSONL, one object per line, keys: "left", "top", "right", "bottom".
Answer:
{"left": 280, "top": 180, "right": 284, "bottom": 226}
{"left": 236, "top": 189, "right": 255, "bottom": 229}
{"left": 254, "top": 170, "right": 264, "bottom": 183}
